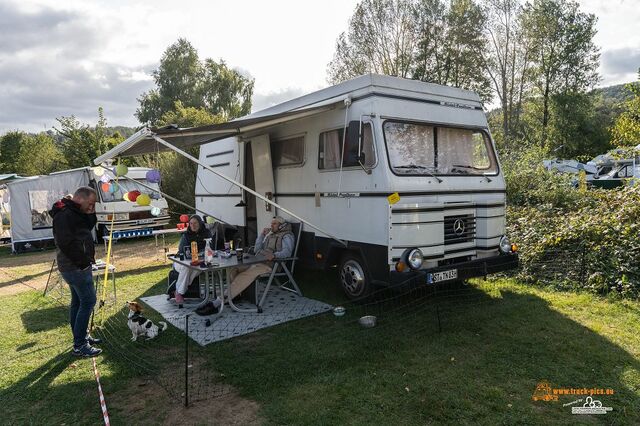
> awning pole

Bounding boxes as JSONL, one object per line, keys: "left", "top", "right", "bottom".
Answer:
{"left": 98, "top": 165, "right": 229, "bottom": 225}
{"left": 150, "top": 134, "right": 347, "bottom": 246}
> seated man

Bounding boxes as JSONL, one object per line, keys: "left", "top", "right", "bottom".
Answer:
{"left": 228, "top": 216, "right": 294, "bottom": 300}
{"left": 173, "top": 214, "right": 212, "bottom": 304}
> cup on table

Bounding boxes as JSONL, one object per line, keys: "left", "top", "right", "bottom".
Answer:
{"left": 236, "top": 248, "right": 244, "bottom": 262}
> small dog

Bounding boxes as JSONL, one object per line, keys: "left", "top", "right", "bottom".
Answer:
{"left": 126, "top": 301, "right": 167, "bottom": 341}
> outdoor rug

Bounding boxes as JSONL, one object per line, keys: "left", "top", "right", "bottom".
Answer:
{"left": 140, "top": 283, "right": 333, "bottom": 345}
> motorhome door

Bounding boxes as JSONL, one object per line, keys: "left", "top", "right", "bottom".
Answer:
{"left": 248, "top": 134, "right": 276, "bottom": 232}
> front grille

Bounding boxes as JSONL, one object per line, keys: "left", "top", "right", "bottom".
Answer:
{"left": 444, "top": 214, "right": 476, "bottom": 245}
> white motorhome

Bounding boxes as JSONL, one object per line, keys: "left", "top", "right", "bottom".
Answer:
{"left": 6, "top": 166, "right": 170, "bottom": 252}
{"left": 96, "top": 74, "right": 519, "bottom": 298}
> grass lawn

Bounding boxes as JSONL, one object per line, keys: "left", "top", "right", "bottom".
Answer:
{"left": 1, "top": 264, "right": 639, "bottom": 425}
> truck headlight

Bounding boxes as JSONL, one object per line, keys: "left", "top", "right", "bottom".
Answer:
{"left": 499, "top": 236, "right": 512, "bottom": 253}
{"left": 406, "top": 248, "right": 424, "bottom": 270}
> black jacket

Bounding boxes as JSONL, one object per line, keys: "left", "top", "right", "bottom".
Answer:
{"left": 178, "top": 215, "right": 212, "bottom": 254}
{"left": 49, "top": 198, "right": 97, "bottom": 271}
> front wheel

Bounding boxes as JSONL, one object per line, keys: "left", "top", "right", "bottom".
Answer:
{"left": 339, "top": 253, "right": 373, "bottom": 301}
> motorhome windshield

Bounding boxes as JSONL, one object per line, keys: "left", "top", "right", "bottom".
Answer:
{"left": 383, "top": 121, "right": 497, "bottom": 176}
{"left": 100, "top": 179, "right": 161, "bottom": 202}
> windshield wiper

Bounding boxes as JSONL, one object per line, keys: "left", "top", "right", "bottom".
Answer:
{"left": 451, "top": 164, "right": 492, "bottom": 182}
{"left": 394, "top": 164, "right": 442, "bottom": 183}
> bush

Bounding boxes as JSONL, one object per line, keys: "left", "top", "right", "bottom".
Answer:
{"left": 507, "top": 186, "right": 640, "bottom": 298}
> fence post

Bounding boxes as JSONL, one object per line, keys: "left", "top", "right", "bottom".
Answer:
{"left": 185, "top": 314, "right": 189, "bottom": 408}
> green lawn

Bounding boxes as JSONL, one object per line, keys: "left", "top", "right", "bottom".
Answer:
{"left": 1, "top": 266, "right": 639, "bottom": 425}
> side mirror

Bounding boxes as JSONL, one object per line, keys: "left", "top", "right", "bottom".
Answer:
{"left": 358, "top": 152, "right": 366, "bottom": 164}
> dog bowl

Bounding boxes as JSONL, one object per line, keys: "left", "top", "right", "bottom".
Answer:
{"left": 358, "top": 315, "right": 377, "bottom": 328}
{"left": 333, "top": 306, "right": 346, "bottom": 317}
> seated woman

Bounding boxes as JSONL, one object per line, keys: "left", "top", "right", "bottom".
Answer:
{"left": 173, "top": 215, "right": 212, "bottom": 305}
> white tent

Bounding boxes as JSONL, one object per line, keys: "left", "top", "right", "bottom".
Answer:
{"left": 7, "top": 170, "right": 87, "bottom": 250}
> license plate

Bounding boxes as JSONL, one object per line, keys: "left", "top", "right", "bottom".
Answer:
{"left": 137, "top": 219, "right": 154, "bottom": 224}
{"left": 429, "top": 269, "right": 458, "bottom": 283}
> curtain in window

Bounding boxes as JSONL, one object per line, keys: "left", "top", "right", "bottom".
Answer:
{"left": 322, "top": 130, "right": 342, "bottom": 169}
{"left": 437, "top": 128, "right": 473, "bottom": 173}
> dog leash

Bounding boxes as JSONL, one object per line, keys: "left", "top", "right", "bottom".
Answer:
{"left": 92, "top": 357, "right": 111, "bottom": 426}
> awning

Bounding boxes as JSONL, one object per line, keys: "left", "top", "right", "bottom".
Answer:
{"left": 94, "top": 95, "right": 347, "bottom": 164}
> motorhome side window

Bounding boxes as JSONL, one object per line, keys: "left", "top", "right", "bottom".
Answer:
{"left": 383, "top": 121, "right": 497, "bottom": 175}
{"left": 318, "top": 123, "right": 375, "bottom": 169}
{"left": 271, "top": 136, "right": 304, "bottom": 167}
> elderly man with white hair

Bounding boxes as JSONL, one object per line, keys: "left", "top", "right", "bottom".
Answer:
{"left": 228, "top": 216, "right": 294, "bottom": 299}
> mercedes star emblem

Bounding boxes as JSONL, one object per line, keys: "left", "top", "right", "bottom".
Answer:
{"left": 453, "top": 219, "right": 465, "bottom": 236}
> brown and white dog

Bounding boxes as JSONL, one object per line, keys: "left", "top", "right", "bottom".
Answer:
{"left": 126, "top": 301, "right": 167, "bottom": 341}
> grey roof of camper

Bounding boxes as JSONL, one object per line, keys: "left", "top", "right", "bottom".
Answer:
{"left": 243, "top": 73, "right": 482, "bottom": 119}
{"left": 93, "top": 74, "right": 484, "bottom": 162}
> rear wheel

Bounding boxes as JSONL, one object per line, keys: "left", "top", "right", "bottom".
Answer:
{"left": 339, "top": 253, "right": 372, "bottom": 301}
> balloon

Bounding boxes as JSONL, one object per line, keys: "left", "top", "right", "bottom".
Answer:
{"left": 122, "top": 192, "right": 130, "bottom": 202}
{"left": 101, "top": 182, "right": 110, "bottom": 192}
{"left": 206, "top": 216, "right": 215, "bottom": 224}
{"left": 109, "top": 182, "right": 118, "bottom": 194}
{"left": 150, "top": 206, "right": 161, "bottom": 216}
{"left": 93, "top": 167, "right": 104, "bottom": 177}
{"left": 100, "top": 174, "right": 110, "bottom": 183}
{"left": 136, "top": 193, "right": 151, "bottom": 206}
{"left": 146, "top": 169, "right": 161, "bottom": 183}
{"left": 128, "top": 190, "right": 141, "bottom": 202}
{"left": 179, "top": 214, "right": 189, "bottom": 223}
{"left": 115, "top": 164, "right": 128, "bottom": 177}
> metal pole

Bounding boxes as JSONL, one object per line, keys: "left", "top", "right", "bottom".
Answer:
{"left": 43, "top": 259, "right": 56, "bottom": 297}
{"left": 185, "top": 314, "right": 189, "bottom": 408}
{"left": 151, "top": 135, "right": 347, "bottom": 246}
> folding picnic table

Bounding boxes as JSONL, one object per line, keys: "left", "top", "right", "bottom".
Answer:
{"left": 168, "top": 253, "right": 302, "bottom": 314}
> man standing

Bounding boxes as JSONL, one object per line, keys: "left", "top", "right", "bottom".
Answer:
{"left": 49, "top": 186, "right": 102, "bottom": 357}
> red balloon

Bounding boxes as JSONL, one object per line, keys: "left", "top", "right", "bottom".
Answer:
{"left": 179, "top": 214, "right": 189, "bottom": 223}
{"left": 101, "top": 182, "right": 110, "bottom": 192}
{"left": 128, "top": 190, "right": 141, "bottom": 202}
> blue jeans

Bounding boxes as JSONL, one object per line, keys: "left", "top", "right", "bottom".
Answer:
{"left": 60, "top": 268, "right": 96, "bottom": 348}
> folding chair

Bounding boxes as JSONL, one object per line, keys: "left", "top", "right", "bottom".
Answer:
{"left": 242, "top": 222, "right": 303, "bottom": 310}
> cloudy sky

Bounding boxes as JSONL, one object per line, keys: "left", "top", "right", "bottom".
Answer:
{"left": 0, "top": 0, "right": 638, "bottom": 133}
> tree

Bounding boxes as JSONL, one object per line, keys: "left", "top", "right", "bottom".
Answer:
{"left": 520, "top": 0, "right": 599, "bottom": 146}
{"left": 55, "top": 108, "right": 123, "bottom": 169}
{"left": 483, "top": 0, "right": 530, "bottom": 142}
{"left": 547, "top": 92, "right": 609, "bottom": 158}
{"left": 327, "top": 0, "right": 419, "bottom": 83}
{"left": 15, "top": 133, "right": 65, "bottom": 176}
{"left": 135, "top": 102, "right": 224, "bottom": 217}
{"left": 413, "top": 0, "right": 492, "bottom": 102}
{"left": 1, "top": 132, "right": 26, "bottom": 173}
{"left": 0, "top": 131, "right": 26, "bottom": 173}
{"left": 136, "top": 39, "right": 254, "bottom": 125}
{"left": 611, "top": 72, "right": 640, "bottom": 147}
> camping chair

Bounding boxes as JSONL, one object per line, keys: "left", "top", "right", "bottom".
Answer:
{"left": 242, "top": 222, "right": 303, "bottom": 310}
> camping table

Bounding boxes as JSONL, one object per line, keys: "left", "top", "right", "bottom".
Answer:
{"left": 168, "top": 253, "right": 301, "bottom": 314}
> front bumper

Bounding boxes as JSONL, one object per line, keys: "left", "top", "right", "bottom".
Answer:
{"left": 389, "top": 253, "right": 519, "bottom": 287}
{"left": 98, "top": 216, "right": 170, "bottom": 232}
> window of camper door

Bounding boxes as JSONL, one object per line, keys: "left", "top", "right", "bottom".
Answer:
{"left": 383, "top": 121, "right": 497, "bottom": 175}
{"left": 271, "top": 135, "right": 305, "bottom": 167}
{"left": 318, "top": 123, "right": 375, "bottom": 169}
